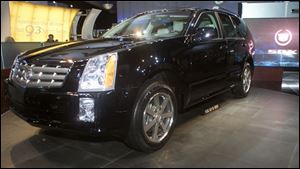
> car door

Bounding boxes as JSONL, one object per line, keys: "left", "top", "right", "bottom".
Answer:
{"left": 217, "top": 13, "right": 247, "bottom": 84}
{"left": 183, "top": 11, "right": 228, "bottom": 105}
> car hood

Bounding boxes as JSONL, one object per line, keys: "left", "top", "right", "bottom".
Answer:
{"left": 19, "top": 38, "right": 141, "bottom": 63}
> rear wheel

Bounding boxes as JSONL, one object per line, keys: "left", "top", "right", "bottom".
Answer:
{"left": 126, "top": 76, "right": 177, "bottom": 152}
{"left": 232, "top": 62, "right": 252, "bottom": 97}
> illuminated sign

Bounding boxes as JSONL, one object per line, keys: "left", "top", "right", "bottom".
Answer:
{"left": 244, "top": 18, "right": 299, "bottom": 67}
{"left": 9, "top": 1, "right": 79, "bottom": 42}
{"left": 274, "top": 29, "right": 293, "bottom": 46}
{"left": 268, "top": 29, "right": 297, "bottom": 57}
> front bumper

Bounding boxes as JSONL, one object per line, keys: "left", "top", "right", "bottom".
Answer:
{"left": 7, "top": 80, "right": 138, "bottom": 137}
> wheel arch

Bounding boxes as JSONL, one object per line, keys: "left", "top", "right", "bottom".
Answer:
{"left": 142, "top": 67, "right": 188, "bottom": 113}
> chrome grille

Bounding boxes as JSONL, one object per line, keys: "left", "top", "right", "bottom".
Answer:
{"left": 11, "top": 61, "right": 71, "bottom": 88}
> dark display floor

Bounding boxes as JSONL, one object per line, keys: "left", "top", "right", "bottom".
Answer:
{"left": 1, "top": 88, "right": 299, "bottom": 168}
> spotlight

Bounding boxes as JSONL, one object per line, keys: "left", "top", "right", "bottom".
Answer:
{"left": 70, "top": 4, "right": 73, "bottom": 8}
{"left": 53, "top": 1, "right": 56, "bottom": 4}
{"left": 102, "top": 1, "right": 113, "bottom": 10}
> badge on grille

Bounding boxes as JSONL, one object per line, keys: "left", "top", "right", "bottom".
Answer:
{"left": 23, "top": 66, "right": 33, "bottom": 81}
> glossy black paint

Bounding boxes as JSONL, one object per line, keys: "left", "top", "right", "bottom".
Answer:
{"left": 8, "top": 8, "right": 255, "bottom": 137}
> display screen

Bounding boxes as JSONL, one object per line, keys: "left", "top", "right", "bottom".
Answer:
{"left": 9, "top": 1, "right": 79, "bottom": 42}
{"left": 244, "top": 18, "right": 299, "bottom": 67}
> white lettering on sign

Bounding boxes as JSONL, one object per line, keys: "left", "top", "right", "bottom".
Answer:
{"left": 268, "top": 49, "right": 298, "bottom": 55}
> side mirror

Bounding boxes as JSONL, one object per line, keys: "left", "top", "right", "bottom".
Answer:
{"left": 192, "top": 27, "right": 217, "bottom": 43}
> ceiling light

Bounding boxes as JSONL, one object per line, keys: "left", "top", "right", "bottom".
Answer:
{"left": 102, "top": 2, "right": 113, "bottom": 10}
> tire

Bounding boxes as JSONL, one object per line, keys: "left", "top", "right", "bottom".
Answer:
{"left": 232, "top": 62, "right": 253, "bottom": 98}
{"left": 126, "top": 74, "right": 178, "bottom": 152}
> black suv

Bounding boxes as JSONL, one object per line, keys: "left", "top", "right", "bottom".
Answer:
{"left": 8, "top": 8, "right": 255, "bottom": 152}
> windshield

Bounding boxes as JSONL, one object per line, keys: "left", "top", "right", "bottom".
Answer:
{"left": 102, "top": 11, "right": 192, "bottom": 39}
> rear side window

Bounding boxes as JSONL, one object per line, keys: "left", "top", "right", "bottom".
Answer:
{"left": 218, "top": 13, "right": 238, "bottom": 38}
{"left": 231, "top": 16, "right": 247, "bottom": 38}
{"left": 194, "top": 12, "right": 220, "bottom": 39}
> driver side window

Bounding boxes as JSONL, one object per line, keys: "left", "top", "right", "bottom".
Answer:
{"left": 195, "top": 12, "right": 219, "bottom": 39}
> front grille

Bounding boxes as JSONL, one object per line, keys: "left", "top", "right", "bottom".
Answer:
{"left": 11, "top": 60, "right": 71, "bottom": 88}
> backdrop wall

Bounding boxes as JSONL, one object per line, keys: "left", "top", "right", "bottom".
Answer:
{"left": 9, "top": 1, "right": 79, "bottom": 42}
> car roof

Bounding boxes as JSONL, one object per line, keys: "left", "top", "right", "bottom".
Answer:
{"left": 139, "top": 8, "right": 239, "bottom": 18}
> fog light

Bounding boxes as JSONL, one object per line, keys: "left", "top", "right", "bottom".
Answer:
{"left": 79, "top": 98, "right": 95, "bottom": 122}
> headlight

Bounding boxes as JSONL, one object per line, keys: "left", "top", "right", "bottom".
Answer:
{"left": 9, "top": 56, "right": 19, "bottom": 80}
{"left": 78, "top": 52, "right": 118, "bottom": 92}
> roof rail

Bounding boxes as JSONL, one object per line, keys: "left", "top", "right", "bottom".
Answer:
{"left": 212, "top": 6, "right": 239, "bottom": 17}
{"left": 142, "top": 7, "right": 196, "bottom": 14}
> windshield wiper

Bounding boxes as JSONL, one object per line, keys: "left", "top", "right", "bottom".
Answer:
{"left": 113, "top": 33, "right": 146, "bottom": 39}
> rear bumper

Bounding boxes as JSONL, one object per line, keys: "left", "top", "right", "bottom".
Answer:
{"left": 8, "top": 80, "right": 139, "bottom": 137}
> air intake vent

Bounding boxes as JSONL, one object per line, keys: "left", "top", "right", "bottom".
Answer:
{"left": 11, "top": 60, "right": 71, "bottom": 88}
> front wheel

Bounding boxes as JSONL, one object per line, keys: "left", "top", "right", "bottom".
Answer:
{"left": 232, "top": 62, "right": 253, "bottom": 98}
{"left": 126, "top": 78, "right": 177, "bottom": 152}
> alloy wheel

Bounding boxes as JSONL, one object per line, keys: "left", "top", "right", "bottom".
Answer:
{"left": 143, "top": 92, "right": 174, "bottom": 143}
{"left": 243, "top": 66, "right": 252, "bottom": 93}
